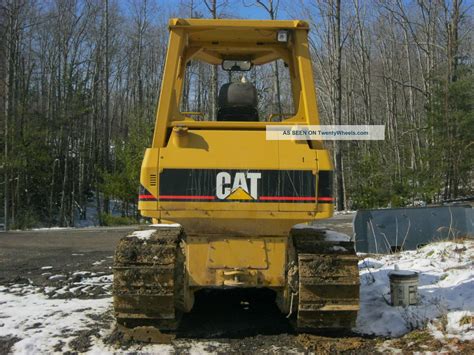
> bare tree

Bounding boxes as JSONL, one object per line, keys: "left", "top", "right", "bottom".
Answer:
{"left": 203, "top": 0, "right": 220, "bottom": 120}
{"left": 244, "top": 0, "right": 283, "bottom": 118}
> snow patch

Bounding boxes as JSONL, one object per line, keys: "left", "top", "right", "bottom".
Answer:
{"left": 445, "top": 311, "right": 473, "bottom": 341}
{"left": 356, "top": 240, "right": 474, "bottom": 340}
{"left": 128, "top": 225, "right": 181, "bottom": 240}
{"left": 331, "top": 246, "right": 348, "bottom": 252}
{"left": 72, "top": 271, "right": 94, "bottom": 276}
{"left": 292, "top": 224, "right": 351, "bottom": 242}
{"left": 149, "top": 223, "right": 181, "bottom": 228}
{"left": 0, "top": 285, "right": 111, "bottom": 353}
{"left": 324, "top": 230, "right": 351, "bottom": 242}
{"left": 0, "top": 282, "right": 226, "bottom": 353}
{"left": 128, "top": 229, "right": 156, "bottom": 240}
{"left": 334, "top": 210, "right": 356, "bottom": 215}
{"left": 359, "top": 258, "right": 384, "bottom": 269}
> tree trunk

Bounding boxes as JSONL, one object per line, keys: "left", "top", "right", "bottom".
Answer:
{"left": 209, "top": 0, "right": 218, "bottom": 120}
{"left": 103, "top": 0, "right": 111, "bottom": 214}
{"left": 334, "top": 0, "right": 345, "bottom": 211}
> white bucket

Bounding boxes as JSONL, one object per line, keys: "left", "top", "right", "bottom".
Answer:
{"left": 388, "top": 270, "right": 419, "bottom": 306}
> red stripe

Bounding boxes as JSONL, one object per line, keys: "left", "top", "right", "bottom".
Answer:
{"left": 259, "top": 196, "right": 316, "bottom": 201}
{"left": 160, "top": 195, "right": 216, "bottom": 200}
{"left": 259, "top": 196, "right": 334, "bottom": 201}
{"left": 149, "top": 195, "right": 333, "bottom": 202}
{"left": 139, "top": 194, "right": 157, "bottom": 200}
{"left": 317, "top": 197, "right": 334, "bottom": 201}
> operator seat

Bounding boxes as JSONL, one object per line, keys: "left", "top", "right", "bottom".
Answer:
{"left": 217, "top": 82, "right": 259, "bottom": 121}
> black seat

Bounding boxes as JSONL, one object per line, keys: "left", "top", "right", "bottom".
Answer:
{"left": 217, "top": 82, "right": 259, "bottom": 122}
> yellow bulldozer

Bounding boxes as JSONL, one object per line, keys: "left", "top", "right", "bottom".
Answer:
{"left": 113, "top": 18, "right": 359, "bottom": 336}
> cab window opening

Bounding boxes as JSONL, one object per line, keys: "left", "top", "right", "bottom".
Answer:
{"left": 180, "top": 59, "right": 295, "bottom": 122}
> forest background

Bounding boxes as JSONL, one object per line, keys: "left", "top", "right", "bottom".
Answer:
{"left": 1, "top": 0, "right": 473, "bottom": 229}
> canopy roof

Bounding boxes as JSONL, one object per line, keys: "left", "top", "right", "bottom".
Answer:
{"left": 169, "top": 18, "right": 310, "bottom": 65}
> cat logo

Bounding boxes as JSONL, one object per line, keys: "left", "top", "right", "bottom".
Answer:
{"left": 216, "top": 172, "right": 261, "bottom": 200}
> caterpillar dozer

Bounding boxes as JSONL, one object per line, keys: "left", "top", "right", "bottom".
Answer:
{"left": 113, "top": 18, "right": 359, "bottom": 337}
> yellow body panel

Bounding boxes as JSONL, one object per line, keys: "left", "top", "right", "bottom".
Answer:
{"left": 138, "top": 19, "right": 334, "bottom": 288}
{"left": 186, "top": 236, "right": 287, "bottom": 287}
{"left": 139, "top": 129, "right": 333, "bottom": 235}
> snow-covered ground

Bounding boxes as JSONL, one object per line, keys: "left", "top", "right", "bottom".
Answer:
{"left": 0, "top": 274, "right": 222, "bottom": 353}
{"left": 0, "top": 285, "right": 111, "bottom": 354}
{"left": 357, "top": 239, "right": 473, "bottom": 340}
{"left": 0, "top": 239, "right": 472, "bottom": 353}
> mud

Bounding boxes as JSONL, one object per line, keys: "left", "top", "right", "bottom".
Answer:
{"left": 297, "top": 334, "right": 375, "bottom": 354}
{"left": 62, "top": 307, "right": 115, "bottom": 353}
{"left": 67, "top": 328, "right": 99, "bottom": 353}
{"left": 0, "top": 336, "right": 22, "bottom": 354}
{"left": 114, "top": 229, "right": 178, "bottom": 265}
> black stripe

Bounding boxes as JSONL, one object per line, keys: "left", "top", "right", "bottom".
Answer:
{"left": 159, "top": 169, "right": 317, "bottom": 203}
{"left": 317, "top": 170, "right": 333, "bottom": 203}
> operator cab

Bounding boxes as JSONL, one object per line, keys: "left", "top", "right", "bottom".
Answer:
{"left": 180, "top": 53, "right": 295, "bottom": 122}
{"left": 171, "top": 20, "right": 312, "bottom": 124}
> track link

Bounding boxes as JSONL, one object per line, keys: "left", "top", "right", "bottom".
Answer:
{"left": 113, "top": 226, "right": 184, "bottom": 332}
{"left": 290, "top": 227, "right": 360, "bottom": 332}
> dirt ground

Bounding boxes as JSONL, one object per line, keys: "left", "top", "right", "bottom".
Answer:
{"left": 0, "top": 218, "right": 471, "bottom": 354}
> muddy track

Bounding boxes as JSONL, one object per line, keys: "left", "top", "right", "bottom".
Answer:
{"left": 113, "top": 227, "right": 183, "bottom": 332}
{"left": 290, "top": 227, "right": 360, "bottom": 331}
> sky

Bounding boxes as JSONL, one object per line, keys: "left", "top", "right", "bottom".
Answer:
{"left": 233, "top": 1, "right": 292, "bottom": 19}
{"left": 154, "top": 0, "right": 295, "bottom": 20}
